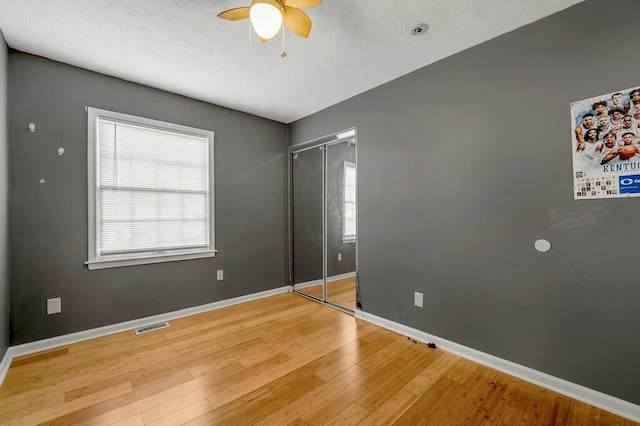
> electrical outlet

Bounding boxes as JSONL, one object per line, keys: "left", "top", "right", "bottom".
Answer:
{"left": 47, "top": 297, "right": 61, "bottom": 315}
{"left": 414, "top": 292, "right": 423, "bottom": 308}
{"left": 217, "top": 270, "right": 224, "bottom": 281}
{"left": 337, "top": 253, "right": 342, "bottom": 261}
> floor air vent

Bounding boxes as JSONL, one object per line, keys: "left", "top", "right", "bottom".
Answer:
{"left": 134, "top": 321, "right": 170, "bottom": 335}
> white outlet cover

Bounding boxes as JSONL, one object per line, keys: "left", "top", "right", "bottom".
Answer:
{"left": 216, "top": 270, "right": 224, "bottom": 281}
{"left": 414, "top": 292, "right": 423, "bottom": 308}
{"left": 47, "top": 297, "right": 61, "bottom": 315}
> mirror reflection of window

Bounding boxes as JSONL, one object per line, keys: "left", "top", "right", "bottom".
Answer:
{"left": 343, "top": 161, "right": 356, "bottom": 242}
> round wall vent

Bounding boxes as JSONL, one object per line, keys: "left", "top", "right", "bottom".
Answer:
{"left": 411, "top": 23, "right": 428, "bottom": 36}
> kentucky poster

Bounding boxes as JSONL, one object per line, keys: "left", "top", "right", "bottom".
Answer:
{"left": 571, "top": 86, "right": 640, "bottom": 199}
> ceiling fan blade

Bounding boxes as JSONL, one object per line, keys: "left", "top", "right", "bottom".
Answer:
{"left": 284, "top": 7, "right": 312, "bottom": 38}
{"left": 284, "top": 0, "right": 321, "bottom": 8}
{"left": 217, "top": 7, "right": 250, "bottom": 21}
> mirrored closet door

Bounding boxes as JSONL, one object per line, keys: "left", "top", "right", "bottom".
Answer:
{"left": 325, "top": 140, "right": 356, "bottom": 310}
{"left": 292, "top": 146, "right": 324, "bottom": 301}
{"left": 291, "top": 130, "right": 357, "bottom": 312}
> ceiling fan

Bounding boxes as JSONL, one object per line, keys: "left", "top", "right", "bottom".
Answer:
{"left": 218, "top": 0, "right": 321, "bottom": 48}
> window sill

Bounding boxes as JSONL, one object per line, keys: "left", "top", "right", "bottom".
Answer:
{"left": 342, "top": 238, "right": 356, "bottom": 244}
{"left": 86, "top": 250, "right": 217, "bottom": 270}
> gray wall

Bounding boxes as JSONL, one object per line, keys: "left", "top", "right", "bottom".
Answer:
{"left": 292, "top": 141, "right": 356, "bottom": 284}
{"left": 0, "top": 31, "right": 9, "bottom": 359}
{"left": 290, "top": 0, "right": 640, "bottom": 405}
{"left": 9, "top": 52, "right": 288, "bottom": 345}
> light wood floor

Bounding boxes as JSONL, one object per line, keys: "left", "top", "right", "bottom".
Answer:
{"left": 0, "top": 293, "right": 636, "bottom": 425}
{"left": 297, "top": 277, "right": 356, "bottom": 310}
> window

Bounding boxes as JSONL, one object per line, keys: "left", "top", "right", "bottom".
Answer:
{"left": 86, "top": 108, "right": 215, "bottom": 270}
{"left": 343, "top": 161, "right": 356, "bottom": 242}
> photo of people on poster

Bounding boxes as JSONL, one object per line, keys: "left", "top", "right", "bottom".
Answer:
{"left": 571, "top": 86, "right": 640, "bottom": 199}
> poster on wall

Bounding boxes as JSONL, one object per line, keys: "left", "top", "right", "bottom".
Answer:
{"left": 571, "top": 86, "right": 640, "bottom": 199}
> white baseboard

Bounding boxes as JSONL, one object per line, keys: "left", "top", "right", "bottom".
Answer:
{"left": 355, "top": 310, "right": 640, "bottom": 423}
{"left": 328, "top": 271, "right": 357, "bottom": 282}
{"left": 294, "top": 279, "right": 322, "bottom": 290}
{"left": 294, "top": 271, "right": 357, "bottom": 289}
{"left": 0, "top": 285, "right": 291, "bottom": 387}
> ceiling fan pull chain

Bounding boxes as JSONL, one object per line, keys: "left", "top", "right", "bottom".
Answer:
{"left": 281, "top": 8, "right": 287, "bottom": 58}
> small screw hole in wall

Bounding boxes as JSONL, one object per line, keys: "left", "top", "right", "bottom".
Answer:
{"left": 534, "top": 239, "right": 551, "bottom": 253}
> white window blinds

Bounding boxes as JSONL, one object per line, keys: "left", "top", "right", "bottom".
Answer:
{"left": 87, "top": 108, "right": 215, "bottom": 269}
{"left": 343, "top": 161, "right": 356, "bottom": 240}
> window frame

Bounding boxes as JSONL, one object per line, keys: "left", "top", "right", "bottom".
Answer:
{"left": 342, "top": 160, "right": 357, "bottom": 243}
{"left": 86, "top": 107, "right": 216, "bottom": 270}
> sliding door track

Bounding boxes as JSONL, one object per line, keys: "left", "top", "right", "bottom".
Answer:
{"left": 292, "top": 289, "right": 355, "bottom": 315}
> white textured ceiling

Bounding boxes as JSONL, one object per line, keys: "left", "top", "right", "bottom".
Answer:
{"left": 0, "top": 0, "right": 583, "bottom": 123}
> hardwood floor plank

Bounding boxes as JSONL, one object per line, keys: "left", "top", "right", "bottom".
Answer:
{"left": 147, "top": 399, "right": 214, "bottom": 426}
{"left": 325, "top": 401, "right": 369, "bottom": 425}
{"left": 0, "top": 391, "right": 65, "bottom": 423}
{"left": 356, "top": 346, "right": 442, "bottom": 413}
{"left": 10, "top": 347, "right": 69, "bottom": 367}
{"left": 428, "top": 364, "right": 498, "bottom": 425}
{"left": 5, "top": 381, "right": 133, "bottom": 425}
{"left": 462, "top": 370, "right": 519, "bottom": 424}
{"left": 42, "top": 359, "right": 246, "bottom": 424}
{"left": 600, "top": 408, "right": 638, "bottom": 426}
{"left": 299, "top": 346, "right": 429, "bottom": 425}
{"left": 197, "top": 370, "right": 325, "bottom": 424}
{"left": 496, "top": 379, "right": 537, "bottom": 425}
{"left": 444, "top": 357, "right": 478, "bottom": 384}
{"left": 405, "top": 350, "right": 460, "bottom": 396}
{"left": 528, "top": 387, "right": 568, "bottom": 425}
{"left": 111, "top": 412, "right": 145, "bottom": 426}
{"left": 393, "top": 375, "right": 462, "bottom": 425}
{"left": 357, "top": 348, "right": 459, "bottom": 425}
{"left": 3, "top": 336, "right": 178, "bottom": 397}
{"left": 288, "top": 419, "right": 310, "bottom": 426}
{"left": 361, "top": 353, "right": 464, "bottom": 424}
{"left": 567, "top": 399, "right": 604, "bottom": 425}
{"left": 549, "top": 394, "right": 572, "bottom": 426}
{"left": 360, "top": 387, "right": 420, "bottom": 426}
{"left": 141, "top": 387, "right": 211, "bottom": 424}
{"left": 64, "top": 374, "right": 134, "bottom": 403}
{"left": 205, "top": 332, "right": 360, "bottom": 411}
{"left": 9, "top": 333, "right": 167, "bottom": 378}
{"left": 255, "top": 333, "right": 396, "bottom": 425}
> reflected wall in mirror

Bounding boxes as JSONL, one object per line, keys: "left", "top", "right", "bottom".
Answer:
{"left": 292, "top": 147, "right": 324, "bottom": 300}
{"left": 326, "top": 141, "right": 356, "bottom": 310}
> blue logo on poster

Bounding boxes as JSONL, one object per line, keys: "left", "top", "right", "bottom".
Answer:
{"left": 619, "top": 175, "right": 640, "bottom": 194}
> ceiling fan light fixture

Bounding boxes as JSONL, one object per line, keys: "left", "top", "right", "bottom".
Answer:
{"left": 250, "top": 0, "right": 283, "bottom": 40}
